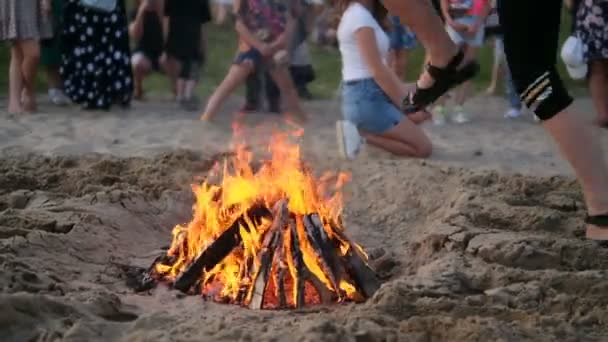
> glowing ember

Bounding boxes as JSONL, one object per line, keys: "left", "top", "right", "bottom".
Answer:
{"left": 149, "top": 133, "right": 379, "bottom": 309}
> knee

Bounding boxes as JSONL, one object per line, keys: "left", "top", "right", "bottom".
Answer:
{"left": 414, "top": 139, "right": 433, "bottom": 158}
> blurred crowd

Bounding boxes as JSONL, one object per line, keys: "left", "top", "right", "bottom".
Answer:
{"left": 0, "top": 0, "right": 606, "bottom": 126}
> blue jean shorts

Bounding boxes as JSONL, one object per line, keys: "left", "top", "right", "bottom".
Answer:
{"left": 234, "top": 48, "right": 263, "bottom": 70}
{"left": 388, "top": 16, "right": 417, "bottom": 50}
{"left": 341, "top": 78, "right": 403, "bottom": 134}
{"left": 446, "top": 16, "right": 485, "bottom": 48}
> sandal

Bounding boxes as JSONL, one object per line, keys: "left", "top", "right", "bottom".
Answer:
{"left": 585, "top": 214, "right": 608, "bottom": 241}
{"left": 402, "top": 47, "right": 480, "bottom": 114}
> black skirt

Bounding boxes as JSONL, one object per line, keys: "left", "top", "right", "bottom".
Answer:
{"left": 61, "top": 0, "right": 133, "bottom": 110}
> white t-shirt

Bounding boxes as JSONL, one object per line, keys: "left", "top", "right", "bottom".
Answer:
{"left": 337, "top": 3, "right": 389, "bottom": 81}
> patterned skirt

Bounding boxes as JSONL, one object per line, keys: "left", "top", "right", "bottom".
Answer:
{"left": 0, "top": 0, "right": 53, "bottom": 41}
{"left": 575, "top": 0, "right": 608, "bottom": 62}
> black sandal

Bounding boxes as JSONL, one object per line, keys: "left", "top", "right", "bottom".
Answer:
{"left": 584, "top": 214, "right": 608, "bottom": 242}
{"left": 402, "top": 47, "right": 480, "bottom": 114}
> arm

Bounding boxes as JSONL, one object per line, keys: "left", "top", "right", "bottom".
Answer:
{"left": 441, "top": 0, "right": 466, "bottom": 31}
{"left": 129, "top": 4, "right": 146, "bottom": 41}
{"left": 355, "top": 27, "right": 405, "bottom": 108}
{"left": 271, "top": 8, "right": 297, "bottom": 52}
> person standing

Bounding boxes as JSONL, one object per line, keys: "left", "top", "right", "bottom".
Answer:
{"left": 387, "top": 15, "right": 417, "bottom": 81}
{"left": 41, "top": 0, "right": 70, "bottom": 106}
{"left": 1, "top": 0, "right": 53, "bottom": 113}
{"left": 161, "top": 0, "right": 211, "bottom": 110}
{"left": 129, "top": 0, "right": 165, "bottom": 101}
{"left": 438, "top": 0, "right": 491, "bottom": 124}
{"left": 572, "top": 0, "right": 608, "bottom": 127}
{"left": 61, "top": 0, "right": 133, "bottom": 110}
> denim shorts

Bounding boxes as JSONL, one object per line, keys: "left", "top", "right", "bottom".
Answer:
{"left": 446, "top": 16, "right": 485, "bottom": 48}
{"left": 234, "top": 48, "right": 263, "bottom": 70}
{"left": 341, "top": 78, "right": 403, "bottom": 134}
{"left": 388, "top": 16, "right": 417, "bottom": 51}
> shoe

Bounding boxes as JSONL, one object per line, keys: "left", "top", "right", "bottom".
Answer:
{"left": 432, "top": 105, "right": 448, "bottom": 126}
{"left": 48, "top": 88, "right": 70, "bottom": 106}
{"left": 452, "top": 105, "right": 471, "bottom": 124}
{"left": 336, "top": 120, "right": 363, "bottom": 160}
{"left": 504, "top": 108, "right": 522, "bottom": 119}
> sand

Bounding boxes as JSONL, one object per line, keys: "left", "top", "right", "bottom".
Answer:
{"left": 1, "top": 95, "right": 608, "bottom": 341}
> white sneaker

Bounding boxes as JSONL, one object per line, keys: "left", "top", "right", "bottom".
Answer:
{"left": 504, "top": 108, "right": 522, "bottom": 119}
{"left": 433, "top": 105, "right": 448, "bottom": 126}
{"left": 336, "top": 120, "right": 363, "bottom": 160}
{"left": 452, "top": 106, "right": 471, "bottom": 124}
{"left": 48, "top": 88, "right": 70, "bottom": 106}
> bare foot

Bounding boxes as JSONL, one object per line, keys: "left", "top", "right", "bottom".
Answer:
{"left": 200, "top": 112, "right": 214, "bottom": 122}
{"left": 283, "top": 111, "right": 308, "bottom": 126}
{"left": 22, "top": 91, "right": 37, "bottom": 113}
{"left": 485, "top": 86, "right": 497, "bottom": 96}
{"left": 133, "top": 87, "right": 144, "bottom": 101}
{"left": 8, "top": 103, "right": 23, "bottom": 114}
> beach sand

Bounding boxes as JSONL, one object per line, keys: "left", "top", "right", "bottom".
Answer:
{"left": 1, "top": 95, "right": 607, "bottom": 341}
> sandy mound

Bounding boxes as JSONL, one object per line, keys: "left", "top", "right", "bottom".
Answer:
{"left": 1, "top": 149, "right": 607, "bottom": 341}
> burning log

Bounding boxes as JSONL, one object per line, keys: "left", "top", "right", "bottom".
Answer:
{"left": 145, "top": 133, "right": 382, "bottom": 309}
{"left": 247, "top": 200, "right": 289, "bottom": 309}
{"left": 173, "top": 206, "right": 271, "bottom": 293}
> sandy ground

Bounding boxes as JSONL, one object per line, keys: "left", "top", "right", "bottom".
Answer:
{"left": 1, "top": 95, "right": 608, "bottom": 341}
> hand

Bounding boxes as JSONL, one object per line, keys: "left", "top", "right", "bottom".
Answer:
{"left": 467, "top": 23, "right": 480, "bottom": 36}
{"left": 449, "top": 20, "right": 468, "bottom": 32}
{"left": 140, "top": 0, "right": 153, "bottom": 11}
{"left": 258, "top": 43, "right": 273, "bottom": 57}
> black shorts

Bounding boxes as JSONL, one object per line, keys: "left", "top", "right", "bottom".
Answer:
{"left": 498, "top": 0, "right": 573, "bottom": 120}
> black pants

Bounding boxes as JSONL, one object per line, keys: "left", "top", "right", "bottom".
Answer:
{"left": 498, "top": 0, "right": 573, "bottom": 120}
{"left": 245, "top": 66, "right": 314, "bottom": 112}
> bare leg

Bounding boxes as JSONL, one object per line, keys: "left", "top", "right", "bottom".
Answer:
{"left": 485, "top": 38, "right": 503, "bottom": 95}
{"left": 160, "top": 53, "right": 181, "bottom": 100}
{"left": 589, "top": 60, "right": 608, "bottom": 126}
{"left": 46, "top": 66, "right": 62, "bottom": 90}
{"left": 541, "top": 108, "right": 608, "bottom": 239}
{"left": 132, "top": 55, "right": 152, "bottom": 100}
{"left": 382, "top": 0, "right": 459, "bottom": 88}
{"left": 18, "top": 39, "right": 41, "bottom": 112}
{"left": 267, "top": 65, "right": 308, "bottom": 123}
{"left": 454, "top": 46, "right": 477, "bottom": 106}
{"left": 361, "top": 116, "right": 432, "bottom": 158}
{"left": 8, "top": 44, "right": 24, "bottom": 114}
{"left": 201, "top": 62, "right": 254, "bottom": 121}
{"left": 184, "top": 79, "right": 197, "bottom": 99}
{"left": 176, "top": 79, "right": 186, "bottom": 102}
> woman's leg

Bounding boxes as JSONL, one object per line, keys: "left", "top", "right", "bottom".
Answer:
{"left": 589, "top": 60, "right": 608, "bottom": 126}
{"left": 18, "top": 39, "right": 41, "bottom": 112}
{"left": 132, "top": 54, "right": 152, "bottom": 100}
{"left": 201, "top": 62, "right": 254, "bottom": 121}
{"left": 453, "top": 46, "right": 477, "bottom": 106}
{"left": 267, "top": 65, "right": 307, "bottom": 123}
{"left": 8, "top": 44, "right": 24, "bottom": 113}
{"left": 485, "top": 38, "right": 504, "bottom": 95}
{"left": 362, "top": 117, "right": 432, "bottom": 158}
{"left": 500, "top": 0, "right": 608, "bottom": 239}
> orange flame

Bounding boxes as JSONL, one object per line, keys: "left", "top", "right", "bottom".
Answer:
{"left": 155, "top": 131, "right": 366, "bottom": 308}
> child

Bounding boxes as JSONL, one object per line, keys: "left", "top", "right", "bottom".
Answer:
{"left": 162, "top": 0, "right": 211, "bottom": 110}
{"left": 335, "top": 0, "right": 432, "bottom": 159}
{"left": 129, "top": 0, "right": 165, "bottom": 101}
{"left": 438, "top": 0, "right": 491, "bottom": 124}
{"left": 200, "top": 0, "right": 307, "bottom": 123}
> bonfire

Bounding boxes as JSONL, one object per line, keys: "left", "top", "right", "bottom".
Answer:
{"left": 134, "top": 133, "right": 380, "bottom": 310}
